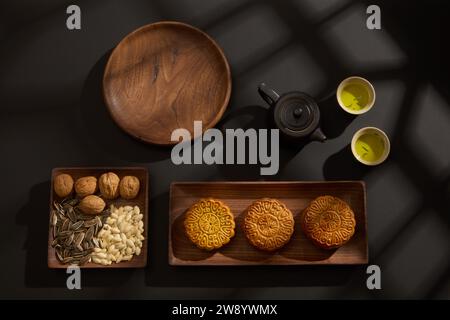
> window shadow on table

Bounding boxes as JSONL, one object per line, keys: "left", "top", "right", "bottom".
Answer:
{"left": 17, "top": 181, "right": 134, "bottom": 288}
{"left": 79, "top": 50, "right": 171, "bottom": 164}
{"left": 215, "top": 104, "right": 309, "bottom": 180}
{"left": 146, "top": 191, "right": 358, "bottom": 287}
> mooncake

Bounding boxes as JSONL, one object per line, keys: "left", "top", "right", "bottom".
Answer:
{"left": 184, "top": 198, "right": 235, "bottom": 251}
{"left": 301, "top": 195, "right": 356, "bottom": 249}
{"left": 243, "top": 198, "right": 294, "bottom": 251}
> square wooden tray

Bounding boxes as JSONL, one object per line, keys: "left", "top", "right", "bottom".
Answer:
{"left": 169, "top": 181, "right": 368, "bottom": 266}
{"left": 48, "top": 167, "right": 148, "bottom": 268}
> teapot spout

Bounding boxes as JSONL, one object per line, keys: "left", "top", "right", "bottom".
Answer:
{"left": 311, "top": 128, "right": 327, "bottom": 142}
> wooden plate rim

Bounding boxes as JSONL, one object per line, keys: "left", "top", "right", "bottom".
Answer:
{"left": 102, "top": 21, "right": 232, "bottom": 146}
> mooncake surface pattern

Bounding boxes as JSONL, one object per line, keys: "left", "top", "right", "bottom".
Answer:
{"left": 184, "top": 199, "right": 235, "bottom": 250}
{"left": 302, "top": 195, "right": 356, "bottom": 249}
{"left": 244, "top": 199, "right": 294, "bottom": 251}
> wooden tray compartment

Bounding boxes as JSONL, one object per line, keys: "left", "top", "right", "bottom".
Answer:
{"left": 169, "top": 181, "right": 368, "bottom": 266}
{"left": 48, "top": 167, "right": 148, "bottom": 268}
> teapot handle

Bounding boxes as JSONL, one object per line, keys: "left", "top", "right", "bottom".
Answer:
{"left": 258, "top": 83, "right": 280, "bottom": 106}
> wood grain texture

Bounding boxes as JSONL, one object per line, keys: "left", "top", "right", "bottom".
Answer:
{"left": 103, "top": 21, "right": 231, "bottom": 145}
{"left": 169, "top": 181, "right": 368, "bottom": 266}
{"left": 48, "top": 167, "right": 149, "bottom": 268}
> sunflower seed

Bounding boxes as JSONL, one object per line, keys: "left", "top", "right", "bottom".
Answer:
{"left": 73, "top": 206, "right": 83, "bottom": 215}
{"left": 54, "top": 201, "right": 65, "bottom": 215}
{"left": 56, "top": 249, "right": 64, "bottom": 262}
{"left": 57, "top": 212, "right": 65, "bottom": 221}
{"left": 61, "top": 219, "right": 69, "bottom": 232}
{"left": 51, "top": 238, "right": 59, "bottom": 247}
{"left": 84, "top": 219, "right": 97, "bottom": 227}
{"left": 67, "top": 198, "right": 79, "bottom": 207}
{"left": 52, "top": 225, "right": 57, "bottom": 238}
{"left": 62, "top": 257, "right": 73, "bottom": 264}
{"left": 96, "top": 216, "right": 103, "bottom": 227}
{"left": 64, "top": 233, "right": 74, "bottom": 246}
{"left": 58, "top": 230, "right": 72, "bottom": 237}
{"left": 85, "top": 226, "right": 94, "bottom": 242}
{"left": 74, "top": 232, "right": 85, "bottom": 247}
{"left": 72, "top": 252, "right": 86, "bottom": 259}
{"left": 67, "top": 207, "right": 77, "bottom": 222}
{"left": 79, "top": 214, "right": 95, "bottom": 221}
{"left": 52, "top": 196, "right": 109, "bottom": 266}
{"left": 71, "top": 221, "right": 84, "bottom": 230}
{"left": 51, "top": 210, "right": 58, "bottom": 226}
{"left": 79, "top": 255, "right": 91, "bottom": 265}
{"left": 63, "top": 247, "right": 70, "bottom": 258}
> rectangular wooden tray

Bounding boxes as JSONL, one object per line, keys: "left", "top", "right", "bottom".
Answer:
{"left": 169, "top": 181, "right": 368, "bottom": 266}
{"left": 48, "top": 167, "right": 148, "bottom": 268}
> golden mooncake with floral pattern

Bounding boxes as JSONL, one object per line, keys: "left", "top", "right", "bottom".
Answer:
{"left": 243, "top": 199, "right": 294, "bottom": 251}
{"left": 184, "top": 199, "right": 235, "bottom": 251}
{"left": 301, "top": 196, "right": 356, "bottom": 249}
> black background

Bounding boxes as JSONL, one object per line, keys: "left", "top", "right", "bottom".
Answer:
{"left": 0, "top": 0, "right": 449, "bottom": 299}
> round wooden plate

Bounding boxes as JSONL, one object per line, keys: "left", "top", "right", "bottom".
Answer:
{"left": 103, "top": 21, "right": 231, "bottom": 145}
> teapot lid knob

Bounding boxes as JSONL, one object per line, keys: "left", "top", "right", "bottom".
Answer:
{"left": 293, "top": 108, "right": 303, "bottom": 118}
{"left": 273, "top": 92, "right": 323, "bottom": 139}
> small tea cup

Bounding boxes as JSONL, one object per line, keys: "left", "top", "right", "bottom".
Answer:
{"left": 337, "top": 76, "right": 376, "bottom": 115}
{"left": 351, "top": 127, "right": 390, "bottom": 166}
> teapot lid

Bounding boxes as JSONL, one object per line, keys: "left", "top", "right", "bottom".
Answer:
{"left": 274, "top": 92, "right": 320, "bottom": 137}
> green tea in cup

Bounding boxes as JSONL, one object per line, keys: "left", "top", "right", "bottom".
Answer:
{"left": 337, "top": 76, "right": 375, "bottom": 114}
{"left": 351, "top": 127, "right": 390, "bottom": 166}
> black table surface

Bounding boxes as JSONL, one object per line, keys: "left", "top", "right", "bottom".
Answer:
{"left": 0, "top": 0, "right": 449, "bottom": 299}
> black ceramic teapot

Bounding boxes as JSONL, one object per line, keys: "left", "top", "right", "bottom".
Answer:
{"left": 258, "top": 83, "right": 327, "bottom": 142}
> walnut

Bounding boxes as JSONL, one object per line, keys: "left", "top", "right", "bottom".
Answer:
{"left": 119, "top": 176, "right": 140, "bottom": 199}
{"left": 78, "top": 195, "right": 105, "bottom": 215}
{"left": 74, "top": 176, "right": 97, "bottom": 197}
{"left": 99, "top": 172, "right": 120, "bottom": 199}
{"left": 54, "top": 174, "right": 74, "bottom": 198}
